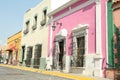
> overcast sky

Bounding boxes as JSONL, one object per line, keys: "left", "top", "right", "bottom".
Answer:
{"left": 0, "top": 0, "right": 42, "bottom": 45}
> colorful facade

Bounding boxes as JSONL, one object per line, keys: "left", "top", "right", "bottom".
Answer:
{"left": 20, "top": 0, "right": 70, "bottom": 69}
{"left": 20, "top": 0, "right": 50, "bottom": 69}
{"left": 6, "top": 31, "right": 21, "bottom": 65}
{"left": 47, "top": 0, "right": 109, "bottom": 77}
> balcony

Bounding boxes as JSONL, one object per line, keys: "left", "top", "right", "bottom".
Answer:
{"left": 32, "top": 24, "right": 37, "bottom": 30}
{"left": 40, "top": 19, "right": 46, "bottom": 26}
{"left": 23, "top": 29, "right": 29, "bottom": 34}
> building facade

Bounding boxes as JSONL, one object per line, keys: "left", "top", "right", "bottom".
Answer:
{"left": 47, "top": 0, "right": 109, "bottom": 77}
{"left": 6, "top": 31, "right": 21, "bottom": 65}
{"left": 0, "top": 45, "right": 7, "bottom": 63}
{"left": 20, "top": 0, "right": 50, "bottom": 69}
{"left": 105, "top": 0, "right": 120, "bottom": 79}
{"left": 20, "top": 0, "right": 70, "bottom": 69}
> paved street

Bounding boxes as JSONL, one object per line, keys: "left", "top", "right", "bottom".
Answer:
{"left": 0, "top": 64, "right": 113, "bottom": 80}
{"left": 0, "top": 66, "right": 72, "bottom": 80}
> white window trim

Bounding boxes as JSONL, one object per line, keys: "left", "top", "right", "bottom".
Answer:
{"left": 71, "top": 24, "right": 89, "bottom": 68}
{"left": 54, "top": 36, "right": 66, "bottom": 70}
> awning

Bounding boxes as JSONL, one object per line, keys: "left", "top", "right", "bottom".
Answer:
{"left": 6, "top": 49, "right": 13, "bottom": 52}
{"left": 6, "top": 44, "right": 16, "bottom": 52}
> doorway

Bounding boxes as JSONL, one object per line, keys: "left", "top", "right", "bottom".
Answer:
{"left": 26, "top": 46, "right": 33, "bottom": 67}
{"left": 58, "top": 39, "right": 64, "bottom": 70}
{"left": 34, "top": 44, "right": 42, "bottom": 68}
{"left": 22, "top": 46, "right": 25, "bottom": 64}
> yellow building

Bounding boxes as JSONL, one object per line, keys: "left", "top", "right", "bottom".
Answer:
{"left": 6, "top": 31, "right": 21, "bottom": 65}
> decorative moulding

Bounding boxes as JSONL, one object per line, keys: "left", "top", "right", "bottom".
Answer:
{"left": 72, "top": 24, "right": 89, "bottom": 33}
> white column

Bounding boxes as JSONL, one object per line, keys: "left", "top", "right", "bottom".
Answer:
{"left": 94, "top": 0, "right": 103, "bottom": 77}
{"left": 65, "top": 55, "right": 70, "bottom": 72}
{"left": 96, "top": 0, "right": 102, "bottom": 55}
{"left": 46, "top": 17, "right": 53, "bottom": 70}
{"left": 65, "top": 36, "right": 70, "bottom": 73}
{"left": 49, "top": 22, "right": 53, "bottom": 70}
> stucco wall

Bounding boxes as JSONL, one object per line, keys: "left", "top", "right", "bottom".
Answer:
{"left": 52, "top": 2, "right": 96, "bottom": 55}
{"left": 48, "top": 0, "right": 108, "bottom": 77}
{"left": 21, "top": 0, "right": 50, "bottom": 58}
{"left": 7, "top": 31, "right": 22, "bottom": 62}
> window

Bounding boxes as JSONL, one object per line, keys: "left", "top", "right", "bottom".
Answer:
{"left": 35, "top": 16, "right": 37, "bottom": 26}
{"left": 34, "top": 44, "right": 42, "bottom": 58}
{"left": 76, "top": 36, "right": 85, "bottom": 67}
{"left": 43, "top": 9, "right": 47, "bottom": 22}
{"left": 40, "top": 9, "right": 47, "bottom": 26}
{"left": 26, "top": 46, "right": 33, "bottom": 67}
{"left": 26, "top": 21, "right": 30, "bottom": 30}
{"left": 34, "top": 44, "right": 42, "bottom": 68}
{"left": 71, "top": 24, "right": 88, "bottom": 67}
{"left": 23, "top": 21, "right": 30, "bottom": 34}
{"left": 32, "top": 16, "right": 37, "bottom": 30}
{"left": 71, "top": 36, "right": 85, "bottom": 67}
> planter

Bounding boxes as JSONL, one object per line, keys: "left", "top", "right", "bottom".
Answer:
{"left": 105, "top": 68, "right": 120, "bottom": 79}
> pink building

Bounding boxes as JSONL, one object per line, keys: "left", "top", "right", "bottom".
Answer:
{"left": 47, "top": 0, "right": 108, "bottom": 77}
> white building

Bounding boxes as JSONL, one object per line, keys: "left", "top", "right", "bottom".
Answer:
{"left": 20, "top": 0, "right": 71, "bottom": 69}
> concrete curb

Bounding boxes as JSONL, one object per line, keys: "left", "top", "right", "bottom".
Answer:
{"left": 0, "top": 64, "right": 95, "bottom": 80}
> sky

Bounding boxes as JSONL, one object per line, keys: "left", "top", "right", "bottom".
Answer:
{"left": 0, "top": 0, "right": 42, "bottom": 45}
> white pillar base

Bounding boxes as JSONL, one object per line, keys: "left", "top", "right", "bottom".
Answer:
{"left": 65, "top": 55, "right": 70, "bottom": 73}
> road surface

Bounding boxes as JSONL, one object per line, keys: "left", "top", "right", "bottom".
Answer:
{"left": 0, "top": 66, "right": 72, "bottom": 80}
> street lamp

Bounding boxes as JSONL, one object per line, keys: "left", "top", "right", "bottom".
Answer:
{"left": 52, "top": 21, "right": 62, "bottom": 31}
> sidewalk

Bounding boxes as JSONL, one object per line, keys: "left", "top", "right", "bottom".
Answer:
{"left": 0, "top": 64, "right": 112, "bottom": 80}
